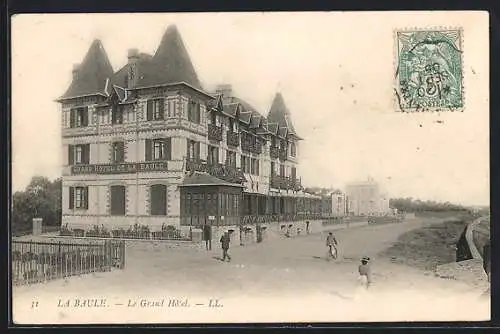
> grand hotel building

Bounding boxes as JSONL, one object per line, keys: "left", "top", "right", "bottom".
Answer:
{"left": 58, "top": 25, "right": 330, "bottom": 233}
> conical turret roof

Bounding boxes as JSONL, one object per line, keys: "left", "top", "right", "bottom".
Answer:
{"left": 60, "top": 39, "right": 114, "bottom": 100}
{"left": 267, "top": 93, "right": 298, "bottom": 137}
{"left": 132, "top": 25, "right": 202, "bottom": 90}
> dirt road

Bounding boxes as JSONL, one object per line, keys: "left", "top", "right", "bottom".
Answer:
{"left": 13, "top": 217, "right": 490, "bottom": 324}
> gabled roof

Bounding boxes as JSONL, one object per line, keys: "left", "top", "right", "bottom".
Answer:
{"left": 222, "top": 103, "right": 239, "bottom": 118}
{"left": 267, "top": 122, "right": 279, "bottom": 135}
{"left": 267, "top": 92, "right": 298, "bottom": 136}
{"left": 59, "top": 39, "right": 114, "bottom": 100}
{"left": 239, "top": 111, "right": 252, "bottom": 124}
{"left": 131, "top": 25, "right": 202, "bottom": 90}
{"left": 111, "top": 53, "right": 153, "bottom": 88}
{"left": 180, "top": 172, "right": 243, "bottom": 188}
{"left": 278, "top": 126, "right": 288, "bottom": 138}
{"left": 249, "top": 112, "right": 262, "bottom": 128}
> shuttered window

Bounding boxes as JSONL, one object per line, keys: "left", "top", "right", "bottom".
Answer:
{"left": 70, "top": 107, "right": 89, "bottom": 128}
{"left": 69, "top": 186, "right": 88, "bottom": 209}
{"left": 69, "top": 144, "right": 90, "bottom": 165}
{"left": 110, "top": 185, "right": 126, "bottom": 216}
{"left": 111, "top": 105, "right": 124, "bottom": 125}
{"left": 186, "top": 140, "right": 200, "bottom": 160}
{"left": 150, "top": 184, "right": 167, "bottom": 216}
{"left": 207, "top": 145, "right": 219, "bottom": 165}
{"left": 145, "top": 138, "right": 171, "bottom": 161}
{"left": 147, "top": 99, "right": 164, "bottom": 121}
{"left": 111, "top": 141, "right": 125, "bottom": 163}
{"left": 188, "top": 100, "right": 201, "bottom": 124}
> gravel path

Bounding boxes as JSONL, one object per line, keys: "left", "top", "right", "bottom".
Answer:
{"left": 13, "top": 218, "right": 490, "bottom": 324}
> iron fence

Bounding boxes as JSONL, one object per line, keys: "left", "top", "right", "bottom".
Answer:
{"left": 11, "top": 240, "right": 125, "bottom": 286}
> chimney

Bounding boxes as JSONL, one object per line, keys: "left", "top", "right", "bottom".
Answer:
{"left": 72, "top": 64, "right": 80, "bottom": 80}
{"left": 215, "top": 84, "right": 233, "bottom": 98}
{"left": 127, "top": 48, "right": 139, "bottom": 63}
{"left": 127, "top": 48, "right": 140, "bottom": 89}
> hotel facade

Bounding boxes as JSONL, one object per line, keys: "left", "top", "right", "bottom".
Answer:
{"left": 58, "top": 26, "right": 331, "bottom": 235}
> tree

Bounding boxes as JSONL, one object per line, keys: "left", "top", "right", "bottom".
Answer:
{"left": 11, "top": 176, "right": 62, "bottom": 235}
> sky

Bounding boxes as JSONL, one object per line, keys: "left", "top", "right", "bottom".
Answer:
{"left": 11, "top": 12, "right": 490, "bottom": 206}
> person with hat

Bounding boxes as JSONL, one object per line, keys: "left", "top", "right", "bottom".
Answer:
{"left": 220, "top": 231, "right": 232, "bottom": 262}
{"left": 358, "top": 256, "right": 372, "bottom": 289}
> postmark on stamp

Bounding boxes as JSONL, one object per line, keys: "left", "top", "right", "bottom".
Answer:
{"left": 394, "top": 29, "right": 463, "bottom": 112}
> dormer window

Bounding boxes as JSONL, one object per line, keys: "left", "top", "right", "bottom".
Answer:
{"left": 291, "top": 142, "right": 296, "bottom": 157}
{"left": 229, "top": 118, "right": 238, "bottom": 133}
{"left": 146, "top": 99, "right": 164, "bottom": 121}
{"left": 70, "top": 107, "right": 89, "bottom": 128}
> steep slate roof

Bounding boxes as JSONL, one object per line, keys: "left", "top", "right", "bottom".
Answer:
{"left": 222, "top": 103, "right": 239, "bottom": 118}
{"left": 180, "top": 172, "right": 243, "bottom": 187}
{"left": 60, "top": 39, "right": 114, "bottom": 100}
{"left": 130, "top": 25, "right": 202, "bottom": 90}
{"left": 267, "top": 93, "right": 298, "bottom": 136}
{"left": 111, "top": 53, "right": 153, "bottom": 88}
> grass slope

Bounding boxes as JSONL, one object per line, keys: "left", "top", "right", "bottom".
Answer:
{"left": 381, "top": 218, "right": 469, "bottom": 271}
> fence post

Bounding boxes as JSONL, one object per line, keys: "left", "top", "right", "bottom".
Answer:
{"left": 119, "top": 241, "right": 125, "bottom": 269}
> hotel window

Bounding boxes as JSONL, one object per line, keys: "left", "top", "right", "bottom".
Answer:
{"left": 69, "top": 186, "right": 88, "bottom": 209}
{"left": 110, "top": 185, "right": 126, "bottom": 216}
{"left": 186, "top": 139, "right": 200, "bottom": 161}
{"left": 271, "top": 161, "right": 276, "bottom": 176}
{"left": 145, "top": 138, "right": 171, "bottom": 161}
{"left": 291, "top": 143, "right": 296, "bottom": 157}
{"left": 111, "top": 105, "right": 124, "bottom": 125}
{"left": 280, "top": 164, "right": 285, "bottom": 177}
{"left": 208, "top": 145, "right": 219, "bottom": 165}
{"left": 150, "top": 184, "right": 167, "bottom": 216}
{"left": 209, "top": 111, "right": 217, "bottom": 125}
{"left": 70, "top": 107, "right": 89, "bottom": 128}
{"left": 291, "top": 167, "right": 297, "bottom": 180}
{"left": 68, "top": 144, "right": 90, "bottom": 165}
{"left": 111, "top": 141, "right": 125, "bottom": 163}
{"left": 188, "top": 100, "right": 201, "bottom": 124}
{"left": 226, "top": 151, "right": 237, "bottom": 168}
{"left": 229, "top": 118, "right": 238, "bottom": 133}
{"left": 147, "top": 99, "right": 164, "bottom": 121}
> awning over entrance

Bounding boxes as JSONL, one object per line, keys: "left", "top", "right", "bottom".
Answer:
{"left": 180, "top": 171, "right": 245, "bottom": 188}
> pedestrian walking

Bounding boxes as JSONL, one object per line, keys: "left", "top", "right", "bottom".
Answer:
{"left": 358, "top": 256, "right": 372, "bottom": 289}
{"left": 326, "top": 232, "right": 338, "bottom": 260}
{"left": 203, "top": 222, "right": 212, "bottom": 251}
{"left": 220, "top": 231, "right": 231, "bottom": 262}
{"left": 306, "top": 221, "right": 310, "bottom": 234}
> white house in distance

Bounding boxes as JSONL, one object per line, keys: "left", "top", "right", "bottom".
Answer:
{"left": 345, "top": 178, "right": 391, "bottom": 216}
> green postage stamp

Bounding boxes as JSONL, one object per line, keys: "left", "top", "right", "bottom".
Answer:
{"left": 395, "top": 29, "right": 463, "bottom": 112}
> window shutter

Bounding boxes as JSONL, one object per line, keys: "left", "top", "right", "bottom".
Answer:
{"left": 70, "top": 109, "right": 75, "bottom": 128}
{"left": 68, "top": 145, "right": 74, "bottom": 165}
{"left": 84, "top": 187, "right": 89, "bottom": 209}
{"left": 147, "top": 100, "right": 153, "bottom": 121}
{"left": 119, "top": 142, "right": 125, "bottom": 162}
{"left": 165, "top": 138, "right": 172, "bottom": 160}
{"left": 145, "top": 139, "right": 152, "bottom": 161}
{"left": 159, "top": 99, "right": 165, "bottom": 119}
{"left": 84, "top": 144, "right": 90, "bottom": 164}
{"left": 195, "top": 142, "right": 200, "bottom": 160}
{"left": 82, "top": 107, "right": 89, "bottom": 126}
{"left": 186, "top": 139, "right": 190, "bottom": 160}
{"left": 69, "top": 187, "right": 74, "bottom": 209}
{"left": 196, "top": 103, "right": 201, "bottom": 123}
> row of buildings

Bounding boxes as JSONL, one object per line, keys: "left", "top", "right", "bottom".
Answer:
{"left": 58, "top": 25, "right": 332, "bottom": 232}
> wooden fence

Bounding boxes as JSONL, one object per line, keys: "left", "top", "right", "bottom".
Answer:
{"left": 11, "top": 240, "right": 125, "bottom": 286}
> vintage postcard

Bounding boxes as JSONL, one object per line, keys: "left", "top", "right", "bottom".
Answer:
{"left": 10, "top": 12, "right": 489, "bottom": 324}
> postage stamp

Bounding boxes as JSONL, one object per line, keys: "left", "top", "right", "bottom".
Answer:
{"left": 395, "top": 29, "right": 464, "bottom": 112}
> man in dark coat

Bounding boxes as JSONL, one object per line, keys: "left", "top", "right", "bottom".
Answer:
{"left": 203, "top": 222, "right": 212, "bottom": 251}
{"left": 220, "top": 231, "right": 231, "bottom": 262}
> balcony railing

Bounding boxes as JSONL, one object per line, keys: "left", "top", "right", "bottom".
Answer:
{"left": 185, "top": 158, "right": 245, "bottom": 184}
{"left": 208, "top": 124, "right": 223, "bottom": 141}
{"left": 226, "top": 131, "right": 240, "bottom": 147}
{"left": 270, "top": 146, "right": 279, "bottom": 160}
{"left": 270, "top": 175, "right": 302, "bottom": 191}
{"left": 241, "top": 139, "right": 262, "bottom": 155}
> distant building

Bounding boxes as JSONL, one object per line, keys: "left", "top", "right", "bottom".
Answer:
{"left": 345, "top": 178, "right": 391, "bottom": 216}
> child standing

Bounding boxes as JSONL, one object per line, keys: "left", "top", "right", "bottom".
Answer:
{"left": 358, "top": 256, "right": 372, "bottom": 289}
